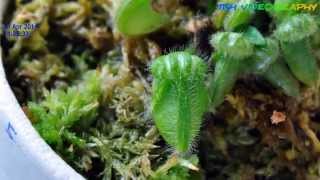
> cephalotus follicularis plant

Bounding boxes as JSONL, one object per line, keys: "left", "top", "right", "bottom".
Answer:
{"left": 150, "top": 34, "right": 300, "bottom": 172}
{"left": 274, "top": 14, "right": 319, "bottom": 86}
{"left": 151, "top": 51, "right": 209, "bottom": 154}
{"left": 151, "top": 22, "right": 319, "bottom": 171}
{"left": 115, "top": 0, "right": 320, "bottom": 172}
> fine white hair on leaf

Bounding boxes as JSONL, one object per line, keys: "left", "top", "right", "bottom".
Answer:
{"left": 151, "top": 51, "right": 208, "bottom": 153}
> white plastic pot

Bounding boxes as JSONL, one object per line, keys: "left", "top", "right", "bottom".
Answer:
{"left": 0, "top": 1, "right": 85, "bottom": 180}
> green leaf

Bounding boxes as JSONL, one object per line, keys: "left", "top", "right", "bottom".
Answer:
{"left": 281, "top": 39, "right": 319, "bottom": 86}
{"left": 115, "top": 0, "right": 170, "bottom": 36}
{"left": 210, "top": 55, "right": 240, "bottom": 108}
{"left": 274, "top": 14, "right": 318, "bottom": 43}
{"left": 243, "top": 26, "right": 266, "bottom": 46}
{"left": 210, "top": 32, "right": 254, "bottom": 60}
{"left": 263, "top": 60, "right": 300, "bottom": 97}
{"left": 209, "top": 32, "right": 254, "bottom": 108}
{"left": 223, "top": 0, "right": 255, "bottom": 31}
{"left": 151, "top": 51, "right": 208, "bottom": 153}
{"left": 243, "top": 38, "right": 279, "bottom": 74}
